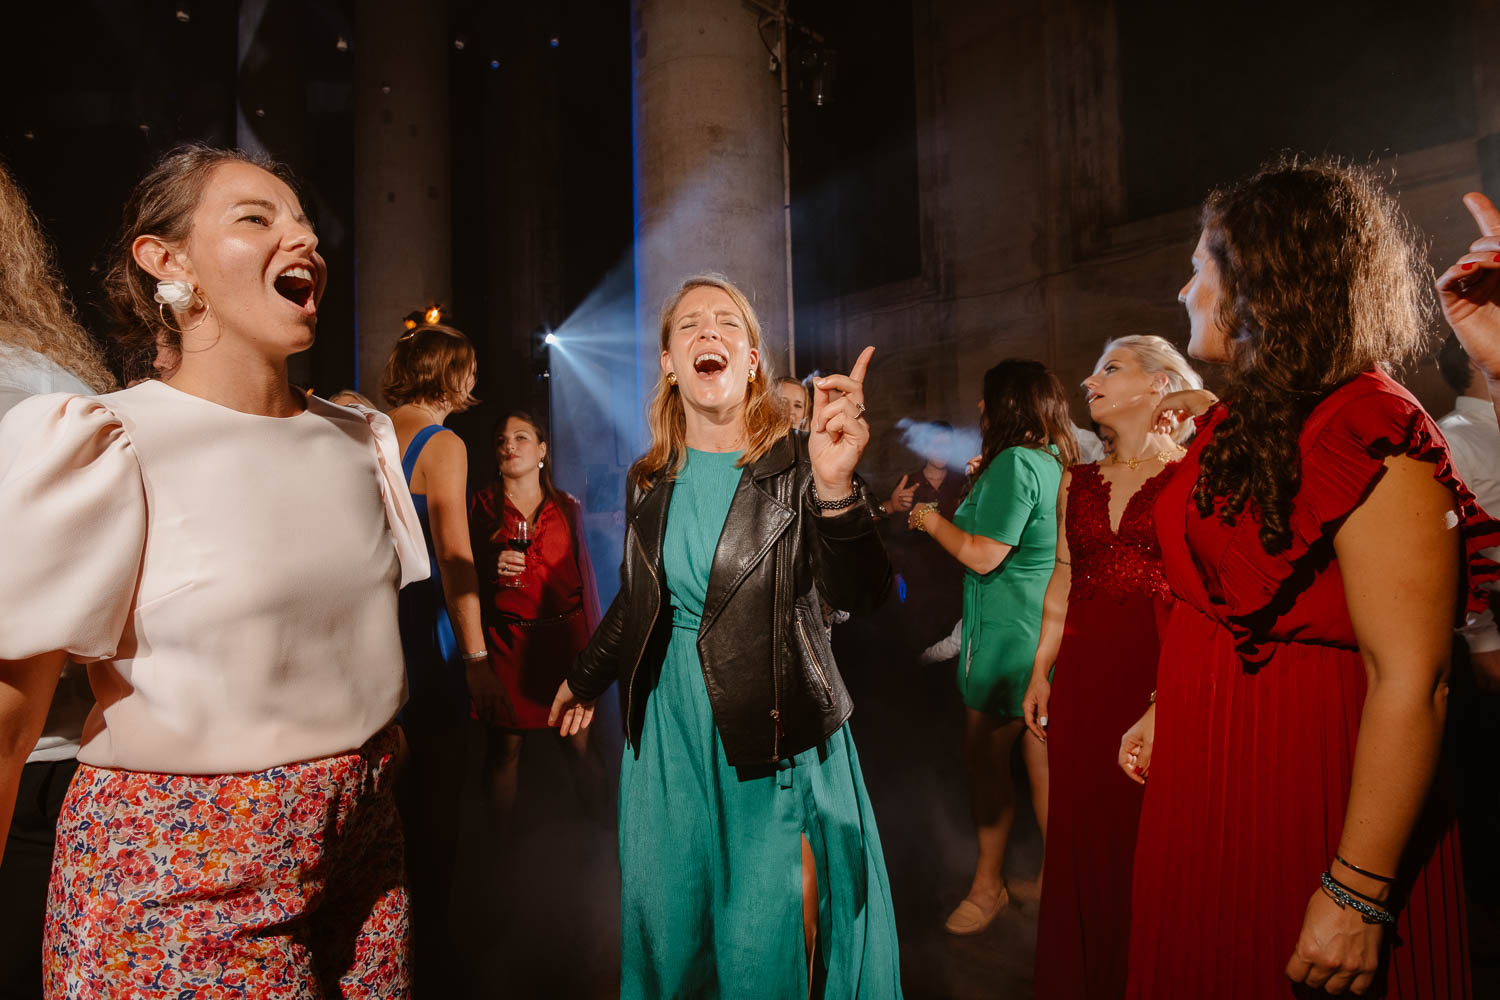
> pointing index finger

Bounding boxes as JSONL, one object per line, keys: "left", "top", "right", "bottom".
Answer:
{"left": 1464, "top": 192, "right": 1500, "bottom": 238}
{"left": 848, "top": 345, "right": 876, "bottom": 384}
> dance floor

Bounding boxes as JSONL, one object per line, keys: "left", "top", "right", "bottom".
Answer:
{"left": 441, "top": 606, "right": 1499, "bottom": 999}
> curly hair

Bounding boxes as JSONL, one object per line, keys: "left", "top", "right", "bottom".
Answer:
{"left": 0, "top": 160, "right": 115, "bottom": 392}
{"left": 101, "top": 144, "right": 298, "bottom": 384}
{"left": 966, "top": 358, "right": 1080, "bottom": 495}
{"left": 1192, "top": 157, "right": 1435, "bottom": 553}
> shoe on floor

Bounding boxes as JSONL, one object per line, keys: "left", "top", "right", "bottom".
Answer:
{"left": 944, "top": 887, "right": 1009, "bottom": 935}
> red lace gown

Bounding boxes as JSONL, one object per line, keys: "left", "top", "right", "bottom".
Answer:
{"left": 1034, "top": 463, "right": 1175, "bottom": 1000}
{"left": 1128, "top": 371, "right": 1500, "bottom": 999}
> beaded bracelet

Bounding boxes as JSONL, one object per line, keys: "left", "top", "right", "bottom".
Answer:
{"left": 1319, "top": 871, "right": 1395, "bottom": 925}
{"left": 461, "top": 650, "right": 489, "bottom": 662}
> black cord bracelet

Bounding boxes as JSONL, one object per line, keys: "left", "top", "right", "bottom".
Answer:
{"left": 808, "top": 480, "right": 861, "bottom": 511}
{"left": 1323, "top": 871, "right": 1389, "bottom": 908}
{"left": 1320, "top": 871, "right": 1395, "bottom": 925}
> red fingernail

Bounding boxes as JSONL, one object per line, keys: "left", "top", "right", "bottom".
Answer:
{"left": 1493, "top": 254, "right": 1500, "bottom": 262}
{"left": 1462, "top": 262, "right": 1476, "bottom": 271}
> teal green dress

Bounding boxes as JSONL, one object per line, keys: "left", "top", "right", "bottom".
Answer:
{"left": 618, "top": 448, "right": 902, "bottom": 999}
{"left": 952, "top": 445, "right": 1063, "bottom": 716}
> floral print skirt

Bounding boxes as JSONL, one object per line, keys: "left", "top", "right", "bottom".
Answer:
{"left": 43, "top": 726, "right": 410, "bottom": 999}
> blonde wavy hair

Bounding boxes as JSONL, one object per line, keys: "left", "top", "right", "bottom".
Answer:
{"left": 1098, "top": 334, "right": 1204, "bottom": 444}
{"left": 631, "top": 274, "right": 790, "bottom": 491}
{"left": 0, "top": 160, "right": 115, "bottom": 392}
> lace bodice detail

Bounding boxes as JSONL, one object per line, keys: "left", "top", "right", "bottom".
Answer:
{"left": 1066, "top": 463, "right": 1173, "bottom": 603}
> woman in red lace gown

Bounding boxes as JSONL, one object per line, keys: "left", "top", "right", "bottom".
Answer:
{"left": 1023, "top": 335, "right": 1204, "bottom": 999}
{"left": 1119, "top": 160, "right": 1500, "bottom": 999}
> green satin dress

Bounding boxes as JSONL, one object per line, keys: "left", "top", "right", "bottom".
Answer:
{"left": 617, "top": 448, "right": 902, "bottom": 999}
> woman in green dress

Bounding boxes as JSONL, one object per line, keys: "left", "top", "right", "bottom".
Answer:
{"left": 908, "top": 359, "right": 1078, "bottom": 935}
{"left": 549, "top": 274, "right": 902, "bottom": 998}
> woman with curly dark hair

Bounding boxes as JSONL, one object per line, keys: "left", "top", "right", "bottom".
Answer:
{"left": 1118, "top": 158, "right": 1496, "bottom": 998}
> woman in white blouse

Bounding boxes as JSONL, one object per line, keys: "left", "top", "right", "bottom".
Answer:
{"left": 0, "top": 146, "right": 427, "bottom": 997}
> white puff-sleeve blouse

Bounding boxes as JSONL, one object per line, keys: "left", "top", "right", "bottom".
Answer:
{"left": 0, "top": 379, "right": 429, "bottom": 775}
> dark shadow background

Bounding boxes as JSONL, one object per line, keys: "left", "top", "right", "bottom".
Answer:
{"left": 2, "top": 2, "right": 1496, "bottom": 997}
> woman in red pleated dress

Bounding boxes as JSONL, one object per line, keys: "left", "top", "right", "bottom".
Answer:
{"left": 469, "top": 411, "right": 604, "bottom": 827}
{"left": 1119, "top": 159, "right": 1499, "bottom": 999}
{"left": 1022, "top": 334, "right": 1204, "bottom": 999}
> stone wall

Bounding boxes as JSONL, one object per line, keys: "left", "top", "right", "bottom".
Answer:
{"left": 804, "top": 0, "right": 1500, "bottom": 488}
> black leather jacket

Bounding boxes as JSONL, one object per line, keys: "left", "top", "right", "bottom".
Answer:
{"left": 568, "top": 432, "right": 891, "bottom": 765}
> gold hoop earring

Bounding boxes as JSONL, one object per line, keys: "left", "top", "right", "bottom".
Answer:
{"left": 158, "top": 300, "right": 209, "bottom": 336}
{"left": 665, "top": 372, "right": 678, "bottom": 386}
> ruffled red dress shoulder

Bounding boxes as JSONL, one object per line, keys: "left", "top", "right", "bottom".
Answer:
{"left": 1177, "top": 370, "right": 1500, "bottom": 669}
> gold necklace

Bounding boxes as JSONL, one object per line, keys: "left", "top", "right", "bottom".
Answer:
{"left": 1109, "top": 447, "right": 1184, "bottom": 471}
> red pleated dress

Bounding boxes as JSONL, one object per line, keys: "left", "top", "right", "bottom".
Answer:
{"left": 1034, "top": 463, "right": 1175, "bottom": 999}
{"left": 1127, "top": 371, "right": 1500, "bottom": 999}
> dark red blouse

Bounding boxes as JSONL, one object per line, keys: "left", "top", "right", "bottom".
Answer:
{"left": 468, "top": 486, "right": 601, "bottom": 627}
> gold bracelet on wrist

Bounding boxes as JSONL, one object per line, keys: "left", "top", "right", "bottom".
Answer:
{"left": 913, "top": 502, "right": 938, "bottom": 532}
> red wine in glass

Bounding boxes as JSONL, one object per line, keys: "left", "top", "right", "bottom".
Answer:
{"left": 505, "top": 518, "right": 531, "bottom": 587}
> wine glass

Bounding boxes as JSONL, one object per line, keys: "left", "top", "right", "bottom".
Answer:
{"left": 505, "top": 517, "right": 531, "bottom": 588}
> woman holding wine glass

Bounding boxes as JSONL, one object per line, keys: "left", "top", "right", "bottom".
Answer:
{"left": 468, "top": 412, "right": 604, "bottom": 830}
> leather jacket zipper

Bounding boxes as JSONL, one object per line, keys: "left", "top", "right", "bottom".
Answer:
{"left": 795, "top": 617, "right": 833, "bottom": 697}
{"left": 623, "top": 527, "right": 661, "bottom": 747}
{"left": 770, "top": 485, "right": 787, "bottom": 760}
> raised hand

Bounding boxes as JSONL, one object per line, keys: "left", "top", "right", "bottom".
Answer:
{"left": 1152, "top": 389, "right": 1219, "bottom": 434}
{"left": 808, "top": 346, "right": 876, "bottom": 501}
{"left": 887, "top": 475, "right": 916, "bottom": 515}
{"left": 1437, "top": 192, "right": 1500, "bottom": 384}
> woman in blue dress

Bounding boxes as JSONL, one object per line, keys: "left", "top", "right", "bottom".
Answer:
{"left": 550, "top": 274, "right": 902, "bottom": 998}
{"left": 383, "top": 322, "right": 508, "bottom": 997}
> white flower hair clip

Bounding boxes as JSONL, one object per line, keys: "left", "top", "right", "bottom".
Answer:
{"left": 153, "top": 280, "right": 203, "bottom": 313}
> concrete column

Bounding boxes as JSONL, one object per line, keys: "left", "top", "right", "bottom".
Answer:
{"left": 353, "top": 0, "right": 451, "bottom": 403}
{"left": 631, "top": 0, "right": 789, "bottom": 406}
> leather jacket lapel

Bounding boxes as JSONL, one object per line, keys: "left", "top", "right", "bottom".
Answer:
{"left": 629, "top": 475, "right": 673, "bottom": 589}
{"left": 700, "top": 466, "right": 794, "bottom": 633}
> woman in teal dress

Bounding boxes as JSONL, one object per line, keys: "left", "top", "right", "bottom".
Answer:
{"left": 908, "top": 359, "right": 1078, "bottom": 935}
{"left": 550, "top": 274, "right": 902, "bottom": 998}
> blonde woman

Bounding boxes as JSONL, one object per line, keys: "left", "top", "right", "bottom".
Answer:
{"left": 1021, "top": 335, "right": 1205, "bottom": 998}
{"left": 550, "top": 274, "right": 901, "bottom": 997}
